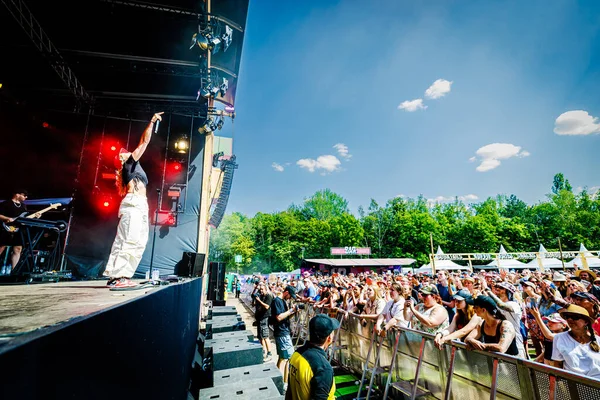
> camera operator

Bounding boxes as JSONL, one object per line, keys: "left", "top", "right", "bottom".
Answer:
{"left": 271, "top": 285, "right": 303, "bottom": 388}
{"left": 253, "top": 283, "right": 274, "bottom": 361}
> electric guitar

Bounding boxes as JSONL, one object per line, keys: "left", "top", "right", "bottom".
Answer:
{"left": 2, "top": 203, "right": 62, "bottom": 233}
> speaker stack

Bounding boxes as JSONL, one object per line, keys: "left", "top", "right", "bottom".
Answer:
{"left": 175, "top": 252, "right": 205, "bottom": 277}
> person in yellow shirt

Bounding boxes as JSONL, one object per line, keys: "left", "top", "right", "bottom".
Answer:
{"left": 286, "top": 314, "right": 339, "bottom": 400}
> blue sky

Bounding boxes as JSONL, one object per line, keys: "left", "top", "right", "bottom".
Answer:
{"left": 224, "top": 0, "right": 600, "bottom": 216}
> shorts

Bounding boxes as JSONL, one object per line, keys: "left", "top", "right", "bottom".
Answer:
{"left": 257, "top": 319, "right": 270, "bottom": 340}
{"left": 275, "top": 334, "right": 294, "bottom": 360}
{"left": 0, "top": 230, "right": 23, "bottom": 247}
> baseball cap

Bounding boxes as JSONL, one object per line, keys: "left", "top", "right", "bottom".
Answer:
{"left": 284, "top": 285, "right": 297, "bottom": 299}
{"left": 113, "top": 148, "right": 129, "bottom": 169}
{"left": 473, "top": 295, "right": 499, "bottom": 315}
{"left": 496, "top": 282, "right": 516, "bottom": 293}
{"left": 571, "top": 291, "right": 600, "bottom": 304}
{"left": 419, "top": 284, "right": 439, "bottom": 296}
{"left": 452, "top": 289, "right": 473, "bottom": 303}
{"left": 309, "top": 314, "right": 340, "bottom": 342}
{"left": 542, "top": 313, "right": 567, "bottom": 325}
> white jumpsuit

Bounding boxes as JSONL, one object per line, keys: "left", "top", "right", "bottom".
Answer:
{"left": 104, "top": 193, "right": 149, "bottom": 278}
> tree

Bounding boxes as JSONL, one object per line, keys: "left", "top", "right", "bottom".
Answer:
{"left": 297, "top": 189, "right": 349, "bottom": 221}
{"left": 552, "top": 173, "right": 572, "bottom": 194}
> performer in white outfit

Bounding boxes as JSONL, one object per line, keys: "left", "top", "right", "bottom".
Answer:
{"left": 104, "top": 112, "right": 163, "bottom": 288}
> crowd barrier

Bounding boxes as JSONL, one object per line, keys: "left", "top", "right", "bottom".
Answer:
{"left": 240, "top": 284, "right": 600, "bottom": 400}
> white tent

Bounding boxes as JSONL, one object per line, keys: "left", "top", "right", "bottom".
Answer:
{"left": 527, "top": 244, "right": 565, "bottom": 269}
{"left": 485, "top": 245, "right": 527, "bottom": 269}
{"left": 416, "top": 246, "right": 469, "bottom": 273}
{"left": 566, "top": 244, "right": 600, "bottom": 269}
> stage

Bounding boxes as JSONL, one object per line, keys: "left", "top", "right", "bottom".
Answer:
{"left": 0, "top": 277, "right": 203, "bottom": 400}
{"left": 0, "top": 280, "right": 154, "bottom": 339}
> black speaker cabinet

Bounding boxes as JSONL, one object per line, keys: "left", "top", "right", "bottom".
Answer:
{"left": 175, "top": 252, "right": 205, "bottom": 277}
{"left": 207, "top": 262, "right": 226, "bottom": 302}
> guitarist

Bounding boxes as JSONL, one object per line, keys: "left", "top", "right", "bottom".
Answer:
{"left": 0, "top": 189, "right": 40, "bottom": 273}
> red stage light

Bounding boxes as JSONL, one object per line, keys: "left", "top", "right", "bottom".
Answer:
{"left": 42, "top": 122, "right": 49, "bottom": 128}
{"left": 110, "top": 145, "right": 117, "bottom": 151}
{"left": 167, "top": 214, "right": 175, "bottom": 225}
{"left": 169, "top": 161, "right": 183, "bottom": 173}
{"left": 103, "top": 201, "right": 110, "bottom": 208}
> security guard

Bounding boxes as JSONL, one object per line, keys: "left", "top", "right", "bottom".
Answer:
{"left": 286, "top": 314, "right": 339, "bottom": 400}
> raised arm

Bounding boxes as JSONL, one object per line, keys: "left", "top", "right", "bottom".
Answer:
{"left": 485, "top": 289, "right": 516, "bottom": 312}
{"left": 132, "top": 112, "right": 163, "bottom": 161}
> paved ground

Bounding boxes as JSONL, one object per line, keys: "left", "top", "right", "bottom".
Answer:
{"left": 226, "top": 294, "right": 277, "bottom": 360}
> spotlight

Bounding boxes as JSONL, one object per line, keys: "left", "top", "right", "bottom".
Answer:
{"left": 110, "top": 145, "right": 117, "bottom": 151}
{"left": 174, "top": 136, "right": 189, "bottom": 153}
{"left": 103, "top": 201, "right": 110, "bottom": 208}
{"left": 42, "top": 122, "right": 49, "bottom": 128}
{"left": 198, "top": 117, "right": 217, "bottom": 134}
{"left": 222, "top": 25, "right": 233, "bottom": 52}
{"left": 219, "top": 78, "right": 229, "bottom": 97}
{"left": 198, "top": 77, "right": 229, "bottom": 100}
{"left": 190, "top": 24, "right": 233, "bottom": 54}
{"left": 216, "top": 117, "right": 224, "bottom": 131}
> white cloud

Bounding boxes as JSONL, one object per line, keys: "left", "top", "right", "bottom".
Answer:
{"left": 271, "top": 162, "right": 284, "bottom": 172}
{"left": 575, "top": 186, "right": 600, "bottom": 197}
{"left": 333, "top": 143, "right": 352, "bottom": 160}
{"left": 425, "top": 79, "right": 453, "bottom": 99}
{"left": 297, "top": 155, "right": 341, "bottom": 173}
{"left": 470, "top": 143, "right": 530, "bottom": 172}
{"left": 554, "top": 110, "right": 600, "bottom": 135}
{"left": 397, "top": 99, "right": 427, "bottom": 112}
{"left": 426, "top": 194, "right": 479, "bottom": 205}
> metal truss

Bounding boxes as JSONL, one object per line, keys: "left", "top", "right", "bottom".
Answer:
{"left": 62, "top": 50, "right": 201, "bottom": 78}
{"left": 1, "top": 0, "right": 92, "bottom": 104}
{"left": 99, "top": 0, "right": 244, "bottom": 32}
{"left": 93, "top": 100, "right": 207, "bottom": 116}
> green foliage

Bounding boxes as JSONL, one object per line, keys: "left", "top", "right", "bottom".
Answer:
{"left": 210, "top": 173, "right": 600, "bottom": 273}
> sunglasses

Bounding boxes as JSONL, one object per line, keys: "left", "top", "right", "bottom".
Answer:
{"left": 563, "top": 314, "right": 585, "bottom": 321}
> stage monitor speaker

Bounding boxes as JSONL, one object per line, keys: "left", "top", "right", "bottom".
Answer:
{"left": 176, "top": 252, "right": 205, "bottom": 277}
{"left": 207, "top": 262, "right": 226, "bottom": 302}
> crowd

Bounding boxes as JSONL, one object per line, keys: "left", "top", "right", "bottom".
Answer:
{"left": 248, "top": 267, "right": 600, "bottom": 383}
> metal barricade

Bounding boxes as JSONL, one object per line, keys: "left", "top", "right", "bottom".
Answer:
{"left": 238, "top": 289, "right": 600, "bottom": 400}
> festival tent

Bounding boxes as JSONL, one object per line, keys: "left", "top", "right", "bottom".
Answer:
{"left": 527, "top": 244, "right": 565, "bottom": 269}
{"left": 416, "top": 246, "right": 470, "bottom": 273}
{"left": 481, "top": 245, "right": 527, "bottom": 269}
{"left": 566, "top": 244, "right": 600, "bottom": 269}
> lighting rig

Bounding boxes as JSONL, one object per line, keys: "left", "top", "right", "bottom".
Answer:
{"left": 189, "top": 23, "right": 233, "bottom": 54}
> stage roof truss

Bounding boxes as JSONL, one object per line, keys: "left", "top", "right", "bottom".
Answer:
{"left": 1, "top": 0, "right": 92, "bottom": 105}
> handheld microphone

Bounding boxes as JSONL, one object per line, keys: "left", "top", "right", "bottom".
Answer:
{"left": 154, "top": 119, "right": 160, "bottom": 134}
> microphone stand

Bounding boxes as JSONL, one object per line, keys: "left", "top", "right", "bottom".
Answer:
{"left": 149, "top": 188, "right": 161, "bottom": 282}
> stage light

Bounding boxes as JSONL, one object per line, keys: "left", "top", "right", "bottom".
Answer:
{"left": 42, "top": 122, "right": 49, "bottom": 128}
{"left": 198, "top": 77, "right": 229, "bottom": 100}
{"left": 174, "top": 136, "right": 189, "bottom": 153}
{"left": 198, "top": 117, "right": 217, "bottom": 134}
{"left": 224, "top": 106, "right": 235, "bottom": 113}
{"left": 222, "top": 25, "right": 233, "bottom": 52}
{"left": 103, "top": 201, "right": 110, "bottom": 208}
{"left": 0, "top": 83, "right": 3, "bottom": 89}
{"left": 190, "top": 24, "right": 232, "bottom": 54}
{"left": 216, "top": 117, "right": 224, "bottom": 131}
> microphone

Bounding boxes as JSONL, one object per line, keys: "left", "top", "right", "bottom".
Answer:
{"left": 153, "top": 119, "right": 160, "bottom": 134}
